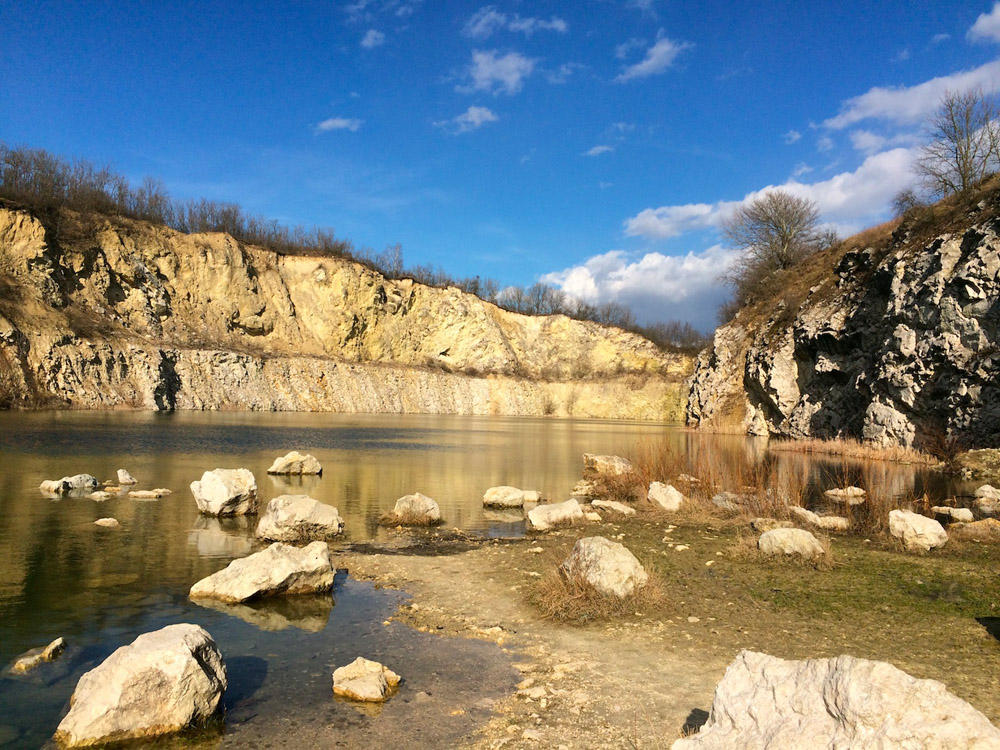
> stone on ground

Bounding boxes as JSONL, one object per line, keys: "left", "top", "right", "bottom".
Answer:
{"left": 582, "top": 453, "right": 633, "bottom": 480}
{"left": 266, "top": 451, "right": 323, "bottom": 475}
{"left": 671, "top": 650, "right": 1000, "bottom": 750}
{"left": 116, "top": 469, "right": 137, "bottom": 485}
{"left": 570, "top": 480, "right": 600, "bottom": 499}
{"left": 527, "top": 499, "right": 584, "bottom": 531}
{"left": 190, "top": 468, "right": 258, "bottom": 516}
{"left": 975, "top": 484, "right": 1000, "bottom": 501}
{"left": 648, "top": 482, "right": 684, "bottom": 511}
{"left": 94, "top": 518, "right": 120, "bottom": 529}
{"left": 561, "top": 536, "right": 648, "bottom": 598}
{"left": 931, "top": 506, "right": 975, "bottom": 523}
{"left": 751, "top": 518, "right": 794, "bottom": 533}
{"left": 950, "top": 518, "right": 1000, "bottom": 541}
{"left": 711, "top": 492, "right": 740, "bottom": 512}
{"left": 592, "top": 499, "right": 636, "bottom": 515}
{"left": 889, "top": 509, "right": 948, "bottom": 552}
{"left": 790, "top": 506, "right": 850, "bottom": 531}
{"left": 758, "top": 528, "right": 825, "bottom": 559}
{"left": 975, "top": 496, "right": 1000, "bottom": 517}
{"left": 189, "top": 541, "right": 334, "bottom": 602}
{"left": 332, "top": 657, "right": 401, "bottom": 702}
{"left": 12, "top": 637, "right": 66, "bottom": 673}
{"left": 483, "top": 486, "right": 528, "bottom": 508}
{"left": 385, "top": 492, "right": 441, "bottom": 525}
{"left": 53, "top": 624, "right": 226, "bottom": 748}
{"left": 256, "top": 495, "right": 344, "bottom": 541}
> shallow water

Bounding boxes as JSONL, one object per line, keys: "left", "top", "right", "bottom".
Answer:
{"left": 0, "top": 411, "right": 969, "bottom": 747}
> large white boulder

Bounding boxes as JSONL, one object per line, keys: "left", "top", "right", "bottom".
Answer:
{"left": 189, "top": 541, "right": 334, "bottom": 602}
{"left": 332, "top": 657, "right": 401, "bottom": 702}
{"left": 975, "top": 484, "right": 1000, "bottom": 501}
{"left": 266, "top": 451, "right": 323, "bottom": 475}
{"left": 758, "top": 528, "right": 825, "bottom": 559}
{"left": 40, "top": 474, "right": 99, "bottom": 495}
{"left": 116, "top": 469, "right": 137, "bottom": 485}
{"left": 889, "top": 509, "right": 948, "bottom": 552}
{"left": 672, "top": 650, "right": 1000, "bottom": 750}
{"left": 648, "top": 482, "right": 684, "bottom": 511}
{"left": 384, "top": 492, "right": 441, "bottom": 525}
{"left": 562, "top": 536, "right": 648, "bottom": 598}
{"left": 483, "top": 486, "right": 528, "bottom": 508}
{"left": 190, "top": 468, "right": 258, "bottom": 516}
{"left": 53, "top": 624, "right": 226, "bottom": 748}
{"left": 256, "top": 495, "right": 344, "bottom": 542}
{"left": 582, "top": 453, "right": 633, "bottom": 480}
{"left": 527, "top": 499, "right": 584, "bottom": 531}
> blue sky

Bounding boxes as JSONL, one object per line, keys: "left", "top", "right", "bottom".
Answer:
{"left": 3, "top": 1, "right": 1000, "bottom": 330}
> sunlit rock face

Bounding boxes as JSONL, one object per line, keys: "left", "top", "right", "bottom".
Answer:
{"left": 0, "top": 206, "right": 691, "bottom": 419}
{"left": 687, "top": 207, "right": 1000, "bottom": 448}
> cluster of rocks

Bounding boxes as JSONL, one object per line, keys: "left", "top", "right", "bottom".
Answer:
{"left": 37, "top": 467, "right": 175, "bottom": 528}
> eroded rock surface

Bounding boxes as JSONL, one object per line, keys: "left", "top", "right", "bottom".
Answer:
{"left": 266, "top": 451, "right": 323, "bottom": 475}
{"left": 189, "top": 541, "right": 334, "bottom": 602}
{"left": 191, "top": 468, "right": 257, "bottom": 516}
{"left": 256, "top": 495, "right": 344, "bottom": 541}
{"left": 527, "top": 499, "right": 584, "bottom": 531}
{"left": 889, "top": 509, "right": 948, "bottom": 552}
{"left": 561, "top": 536, "right": 648, "bottom": 598}
{"left": 647, "top": 482, "right": 684, "bottom": 511}
{"left": 332, "top": 657, "right": 401, "bottom": 702}
{"left": 758, "top": 528, "right": 825, "bottom": 559}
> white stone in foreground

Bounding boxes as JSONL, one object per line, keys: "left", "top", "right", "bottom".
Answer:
{"left": 54, "top": 624, "right": 226, "bottom": 748}
{"left": 591, "top": 499, "right": 636, "bottom": 516}
{"left": 483, "top": 486, "right": 527, "bottom": 508}
{"left": 582, "top": 453, "right": 633, "bottom": 479}
{"left": 116, "top": 469, "right": 137, "bottom": 485}
{"left": 889, "top": 509, "right": 948, "bottom": 552}
{"left": 672, "top": 650, "right": 1000, "bottom": 750}
{"left": 562, "top": 536, "right": 648, "bottom": 598}
{"left": 256, "top": 495, "right": 344, "bottom": 541}
{"left": 648, "top": 482, "right": 684, "bottom": 511}
{"left": 191, "top": 468, "right": 258, "bottom": 516}
{"left": 189, "top": 541, "right": 334, "bottom": 602}
{"left": 332, "top": 657, "right": 401, "bottom": 702}
{"left": 266, "top": 451, "right": 323, "bottom": 475}
{"left": 758, "top": 528, "right": 825, "bottom": 559}
{"left": 527, "top": 499, "right": 584, "bottom": 531}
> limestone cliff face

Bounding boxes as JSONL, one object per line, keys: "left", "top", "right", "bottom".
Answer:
{"left": 687, "top": 202, "right": 1000, "bottom": 447}
{"left": 0, "top": 205, "right": 689, "bottom": 419}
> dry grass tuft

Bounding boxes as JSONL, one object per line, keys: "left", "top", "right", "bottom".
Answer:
{"left": 533, "top": 557, "right": 665, "bottom": 623}
{"left": 768, "top": 436, "right": 935, "bottom": 465}
{"left": 728, "top": 526, "right": 835, "bottom": 569}
{"left": 377, "top": 509, "right": 443, "bottom": 527}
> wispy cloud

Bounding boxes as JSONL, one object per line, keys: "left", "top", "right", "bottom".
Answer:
{"left": 817, "top": 134, "right": 834, "bottom": 152}
{"left": 848, "top": 129, "right": 920, "bottom": 155}
{"left": 463, "top": 6, "right": 567, "bottom": 39}
{"left": 315, "top": 117, "right": 363, "bottom": 133}
{"left": 585, "top": 145, "right": 614, "bottom": 156}
{"left": 615, "top": 38, "right": 645, "bottom": 59}
{"left": 930, "top": 33, "right": 951, "bottom": 45}
{"left": 968, "top": 2, "right": 1000, "bottom": 42}
{"left": 434, "top": 105, "right": 498, "bottom": 134}
{"left": 615, "top": 34, "right": 692, "bottom": 82}
{"left": 783, "top": 129, "right": 802, "bottom": 144}
{"left": 361, "top": 29, "right": 385, "bottom": 48}
{"left": 458, "top": 49, "right": 537, "bottom": 95}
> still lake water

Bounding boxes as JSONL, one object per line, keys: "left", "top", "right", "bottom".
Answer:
{"left": 0, "top": 411, "right": 958, "bottom": 748}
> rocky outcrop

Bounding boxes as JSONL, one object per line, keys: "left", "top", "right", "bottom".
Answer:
{"left": 687, "top": 201, "right": 1000, "bottom": 448}
{"left": 0, "top": 205, "right": 690, "bottom": 418}
{"left": 54, "top": 624, "right": 226, "bottom": 747}
{"left": 561, "top": 536, "right": 648, "bottom": 598}
{"left": 189, "top": 541, "right": 334, "bottom": 602}
{"left": 673, "top": 650, "right": 1000, "bottom": 749}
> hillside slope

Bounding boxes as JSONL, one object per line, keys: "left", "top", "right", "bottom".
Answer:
{"left": 687, "top": 185, "right": 1000, "bottom": 448}
{"left": 0, "top": 204, "right": 691, "bottom": 419}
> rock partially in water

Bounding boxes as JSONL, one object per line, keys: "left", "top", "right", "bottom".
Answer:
{"left": 527, "top": 499, "right": 584, "bottom": 531}
{"left": 561, "top": 536, "right": 648, "bottom": 598}
{"left": 267, "top": 451, "right": 323, "bottom": 476}
{"left": 40, "top": 474, "right": 99, "bottom": 495}
{"left": 256, "top": 495, "right": 344, "bottom": 542}
{"left": 582, "top": 453, "right": 633, "bottom": 480}
{"left": 931, "top": 506, "right": 975, "bottom": 523}
{"left": 53, "top": 624, "right": 226, "bottom": 748}
{"left": 950, "top": 518, "right": 1000, "bottom": 541}
{"left": 189, "top": 541, "right": 334, "bottom": 602}
{"left": 758, "top": 528, "right": 825, "bottom": 560}
{"left": 591, "top": 500, "right": 636, "bottom": 516}
{"left": 191, "top": 468, "right": 258, "bottom": 516}
{"left": 648, "top": 482, "right": 684, "bottom": 511}
{"left": 39, "top": 479, "right": 66, "bottom": 495}
{"left": 672, "top": 650, "right": 1000, "bottom": 749}
{"left": 128, "top": 488, "right": 171, "bottom": 499}
{"left": 823, "top": 486, "right": 866, "bottom": 505}
{"left": 889, "top": 509, "right": 948, "bottom": 552}
{"left": 116, "top": 469, "right": 137, "bottom": 485}
{"left": 88, "top": 491, "right": 112, "bottom": 501}
{"left": 383, "top": 492, "right": 441, "bottom": 525}
{"left": 333, "top": 657, "right": 401, "bottom": 702}
{"left": 94, "top": 518, "right": 120, "bottom": 529}
{"left": 790, "top": 506, "right": 850, "bottom": 531}
{"left": 11, "top": 637, "right": 66, "bottom": 674}
{"left": 483, "top": 486, "right": 529, "bottom": 508}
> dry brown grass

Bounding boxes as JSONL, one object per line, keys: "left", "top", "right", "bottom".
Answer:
{"left": 377, "top": 509, "right": 443, "bottom": 527}
{"left": 533, "top": 556, "right": 665, "bottom": 623}
{"left": 727, "top": 527, "right": 835, "bottom": 569}
{"left": 768, "top": 436, "right": 936, "bottom": 465}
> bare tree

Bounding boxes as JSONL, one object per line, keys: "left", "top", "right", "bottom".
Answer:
{"left": 914, "top": 88, "right": 1000, "bottom": 197}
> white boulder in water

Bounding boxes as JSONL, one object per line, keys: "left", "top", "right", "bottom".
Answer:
{"left": 40, "top": 474, "right": 99, "bottom": 495}
{"left": 384, "top": 492, "right": 441, "bottom": 525}
{"left": 582, "top": 453, "right": 633, "bottom": 479}
{"left": 332, "top": 657, "right": 401, "bottom": 702}
{"left": 256, "top": 495, "right": 344, "bottom": 541}
{"left": 190, "top": 468, "right": 258, "bottom": 516}
{"left": 266, "top": 451, "right": 323, "bottom": 475}
{"left": 116, "top": 469, "right": 138, "bottom": 485}
{"left": 527, "top": 499, "right": 584, "bottom": 531}
{"left": 483, "top": 486, "right": 529, "bottom": 508}
{"left": 53, "top": 624, "right": 226, "bottom": 748}
{"left": 189, "top": 541, "right": 334, "bottom": 602}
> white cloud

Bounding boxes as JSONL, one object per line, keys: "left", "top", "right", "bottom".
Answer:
{"left": 361, "top": 29, "right": 385, "bottom": 48}
{"left": 822, "top": 59, "right": 1000, "bottom": 129}
{"left": 615, "top": 35, "right": 692, "bottom": 82}
{"left": 434, "top": 105, "right": 498, "bottom": 134}
{"left": 541, "top": 246, "right": 737, "bottom": 330}
{"left": 459, "top": 49, "right": 537, "bottom": 95}
{"left": 783, "top": 129, "right": 802, "bottom": 144}
{"left": 546, "top": 62, "right": 584, "bottom": 84}
{"left": 817, "top": 134, "right": 834, "bottom": 152}
{"left": 615, "top": 38, "right": 645, "bottom": 59}
{"left": 585, "top": 145, "right": 614, "bottom": 156}
{"left": 463, "top": 6, "right": 567, "bottom": 38}
{"left": 930, "top": 33, "right": 951, "bottom": 45}
{"left": 624, "top": 148, "right": 916, "bottom": 239}
{"left": 791, "top": 162, "right": 812, "bottom": 178}
{"left": 968, "top": 2, "right": 1000, "bottom": 42}
{"left": 848, "top": 129, "right": 920, "bottom": 155}
{"left": 315, "top": 117, "right": 363, "bottom": 132}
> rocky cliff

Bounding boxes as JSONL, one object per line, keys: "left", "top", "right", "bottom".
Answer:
{"left": 687, "top": 189, "right": 1000, "bottom": 448}
{"left": 0, "top": 204, "right": 690, "bottom": 419}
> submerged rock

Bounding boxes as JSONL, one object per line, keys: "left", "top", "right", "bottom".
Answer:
{"left": 758, "top": 528, "right": 825, "bottom": 559}
{"left": 191, "top": 468, "right": 258, "bottom": 516}
{"left": 527, "top": 499, "right": 584, "bottom": 531}
{"left": 54, "top": 624, "right": 226, "bottom": 748}
{"left": 116, "top": 469, "right": 137, "bottom": 485}
{"left": 12, "top": 637, "right": 66, "bottom": 674}
{"left": 94, "top": 518, "right": 120, "bottom": 529}
{"left": 40, "top": 475, "right": 99, "bottom": 495}
{"left": 88, "top": 491, "right": 113, "bottom": 501}
{"left": 189, "top": 541, "right": 334, "bottom": 602}
{"left": 672, "top": 650, "right": 1000, "bottom": 749}
{"left": 889, "top": 509, "right": 948, "bottom": 552}
{"left": 333, "top": 657, "right": 401, "bottom": 702}
{"left": 483, "top": 486, "right": 529, "bottom": 508}
{"left": 562, "top": 536, "right": 648, "bottom": 598}
{"left": 256, "top": 495, "right": 344, "bottom": 541}
{"left": 582, "top": 453, "right": 633, "bottom": 480}
{"left": 266, "top": 451, "right": 323, "bottom": 476}
{"left": 383, "top": 492, "right": 441, "bottom": 525}
{"left": 648, "top": 481, "right": 684, "bottom": 511}
{"left": 128, "top": 488, "right": 171, "bottom": 499}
